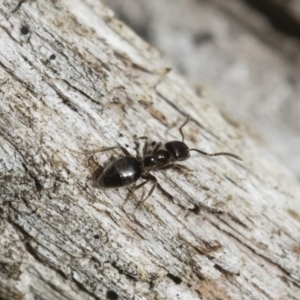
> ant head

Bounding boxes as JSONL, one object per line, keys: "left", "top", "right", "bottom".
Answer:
{"left": 165, "top": 141, "right": 190, "bottom": 161}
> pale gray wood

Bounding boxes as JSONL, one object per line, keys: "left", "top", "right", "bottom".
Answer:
{"left": 102, "top": 0, "right": 300, "bottom": 181}
{"left": 0, "top": 0, "right": 300, "bottom": 299}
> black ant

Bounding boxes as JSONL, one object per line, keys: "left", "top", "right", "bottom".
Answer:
{"left": 96, "top": 116, "right": 242, "bottom": 206}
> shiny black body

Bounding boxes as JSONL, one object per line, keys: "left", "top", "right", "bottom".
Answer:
{"left": 97, "top": 156, "right": 142, "bottom": 189}
{"left": 165, "top": 141, "right": 190, "bottom": 161}
{"left": 96, "top": 116, "right": 242, "bottom": 203}
{"left": 143, "top": 141, "right": 190, "bottom": 169}
{"left": 97, "top": 140, "right": 193, "bottom": 190}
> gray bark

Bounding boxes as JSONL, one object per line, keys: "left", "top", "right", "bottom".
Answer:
{"left": 0, "top": 0, "right": 300, "bottom": 299}
{"left": 103, "top": 0, "right": 300, "bottom": 181}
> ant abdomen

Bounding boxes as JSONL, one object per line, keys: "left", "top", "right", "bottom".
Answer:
{"left": 97, "top": 156, "right": 142, "bottom": 189}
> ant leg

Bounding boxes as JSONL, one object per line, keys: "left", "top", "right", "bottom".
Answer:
{"left": 68, "top": 144, "right": 130, "bottom": 156}
{"left": 68, "top": 146, "right": 117, "bottom": 155}
{"left": 135, "top": 136, "right": 148, "bottom": 140}
{"left": 142, "top": 139, "right": 148, "bottom": 158}
{"left": 117, "top": 143, "right": 131, "bottom": 156}
{"left": 142, "top": 174, "right": 157, "bottom": 200}
{"left": 151, "top": 141, "right": 162, "bottom": 154}
{"left": 87, "top": 155, "right": 104, "bottom": 179}
{"left": 158, "top": 163, "right": 193, "bottom": 173}
{"left": 84, "top": 143, "right": 131, "bottom": 157}
{"left": 179, "top": 115, "right": 190, "bottom": 142}
{"left": 122, "top": 180, "right": 149, "bottom": 208}
{"left": 135, "top": 174, "right": 157, "bottom": 208}
{"left": 158, "top": 163, "right": 175, "bottom": 171}
{"left": 136, "top": 181, "right": 157, "bottom": 209}
{"left": 141, "top": 174, "right": 176, "bottom": 202}
{"left": 173, "top": 164, "right": 193, "bottom": 173}
{"left": 156, "top": 182, "right": 174, "bottom": 201}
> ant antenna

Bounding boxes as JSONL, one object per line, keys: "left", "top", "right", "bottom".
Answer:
{"left": 179, "top": 115, "right": 190, "bottom": 142}
{"left": 189, "top": 149, "right": 243, "bottom": 161}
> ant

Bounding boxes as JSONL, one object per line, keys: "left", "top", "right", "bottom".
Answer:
{"left": 95, "top": 116, "right": 242, "bottom": 206}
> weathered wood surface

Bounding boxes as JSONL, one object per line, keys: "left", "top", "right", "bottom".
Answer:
{"left": 0, "top": 0, "right": 300, "bottom": 299}
{"left": 103, "top": 0, "right": 300, "bottom": 180}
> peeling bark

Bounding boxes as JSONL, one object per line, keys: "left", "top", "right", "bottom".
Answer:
{"left": 0, "top": 1, "right": 300, "bottom": 299}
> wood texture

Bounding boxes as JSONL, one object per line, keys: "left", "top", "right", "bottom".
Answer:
{"left": 0, "top": 0, "right": 300, "bottom": 299}
{"left": 103, "top": 0, "right": 300, "bottom": 180}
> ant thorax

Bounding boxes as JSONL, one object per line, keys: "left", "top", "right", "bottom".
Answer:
{"left": 143, "top": 149, "right": 171, "bottom": 170}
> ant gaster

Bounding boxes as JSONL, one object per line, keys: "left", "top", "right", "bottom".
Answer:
{"left": 96, "top": 116, "right": 242, "bottom": 206}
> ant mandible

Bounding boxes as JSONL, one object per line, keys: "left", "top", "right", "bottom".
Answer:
{"left": 96, "top": 116, "right": 242, "bottom": 206}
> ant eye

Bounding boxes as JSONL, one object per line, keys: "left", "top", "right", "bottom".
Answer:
{"left": 151, "top": 141, "right": 156, "bottom": 146}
